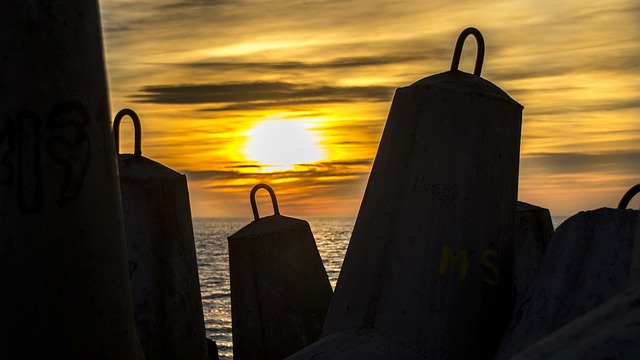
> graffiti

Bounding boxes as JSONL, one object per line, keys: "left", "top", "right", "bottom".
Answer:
{"left": 0, "top": 119, "right": 15, "bottom": 210}
{"left": 438, "top": 244, "right": 469, "bottom": 281}
{"left": 0, "top": 102, "right": 91, "bottom": 212}
{"left": 438, "top": 243, "right": 501, "bottom": 287}
{"left": 0, "top": 118, "right": 15, "bottom": 189}
{"left": 48, "top": 102, "right": 90, "bottom": 204}
{"left": 414, "top": 176, "right": 458, "bottom": 203}
{"left": 481, "top": 249, "right": 500, "bottom": 287}
{"left": 128, "top": 261, "right": 138, "bottom": 278}
{"left": 17, "top": 110, "right": 43, "bottom": 212}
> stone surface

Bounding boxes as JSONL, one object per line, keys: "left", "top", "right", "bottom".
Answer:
{"left": 291, "top": 69, "right": 522, "bottom": 360}
{"left": 286, "top": 329, "right": 425, "bottom": 360}
{"left": 508, "top": 287, "right": 640, "bottom": 360}
{"left": 119, "top": 154, "right": 208, "bottom": 360}
{"left": 0, "top": 1, "right": 142, "bottom": 357}
{"left": 496, "top": 207, "right": 638, "bottom": 359}
{"left": 515, "top": 201, "right": 554, "bottom": 305}
{"left": 228, "top": 214, "right": 333, "bottom": 360}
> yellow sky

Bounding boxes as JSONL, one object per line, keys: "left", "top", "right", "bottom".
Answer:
{"left": 99, "top": 0, "right": 640, "bottom": 217}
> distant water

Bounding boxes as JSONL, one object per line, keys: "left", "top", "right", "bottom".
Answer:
{"left": 193, "top": 217, "right": 355, "bottom": 359}
{"left": 551, "top": 215, "right": 569, "bottom": 229}
{"left": 194, "top": 214, "right": 569, "bottom": 359}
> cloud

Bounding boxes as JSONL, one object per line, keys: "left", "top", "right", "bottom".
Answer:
{"left": 132, "top": 81, "right": 395, "bottom": 108}
{"left": 177, "top": 53, "right": 431, "bottom": 72}
{"left": 183, "top": 159, "right": 373, "bottom": 182}
{"left": 521, "top": 151, "right": 640, "bottom": 175}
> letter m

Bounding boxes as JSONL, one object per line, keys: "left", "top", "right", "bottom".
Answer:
{"left": 438, "top": 244, "right": 469, "bottom": 282}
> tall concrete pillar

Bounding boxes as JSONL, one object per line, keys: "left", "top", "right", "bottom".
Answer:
{"left": 289, "top": 28, "right": 522, "bottom": 360}
{"left": 115, "top": 109, "right": 209, "bottom": 360}
{"left": 0, "top": 2, "right": 142, "bottom": 358}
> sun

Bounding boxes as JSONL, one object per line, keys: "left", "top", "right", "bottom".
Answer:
{"left": 244, "top": 119, "right": 325, "bottom": 171}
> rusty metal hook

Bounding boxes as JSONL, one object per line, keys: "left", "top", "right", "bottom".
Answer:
{"left": 617, "top": 184, "right": 640, "bottom": 209}
{"left": 250, "top": 183, "right": 280, "bottom": 220}
{"left": 113, "top": 108, "right": 142, "bottom": 156}
{"left": 450, "top": 27, "right": 485, "bottom": 76}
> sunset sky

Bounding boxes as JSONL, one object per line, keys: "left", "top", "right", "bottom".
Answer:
{"left": 99, "top": 0, "right": 639, "bottom": 218}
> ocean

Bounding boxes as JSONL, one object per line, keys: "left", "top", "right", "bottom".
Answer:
{"left": 194, "top": 215, "right": 569, "bottom": 359}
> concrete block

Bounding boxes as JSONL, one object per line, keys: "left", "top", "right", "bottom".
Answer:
{"left": 299, "top": 28, "right": 522, "bottom": 360}
{"left": 0, "top": 2, "right": 142, "bottom": 357}
{"left": 496, "top": 207, "right": 638, "bottom": 359}
{"left": 228, "top": 184, "right": 332, "bottom": 359}
{"left": 116, "top": 109, "right": 209, "bottom": 360}
{"left": 515, "top": 201, "right": 554, "bottom": 305}
{"left": 507, "top": 287, "right": 640, "bottom": 360}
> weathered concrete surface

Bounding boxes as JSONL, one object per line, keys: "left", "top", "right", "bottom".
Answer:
{"left": 119, "top": 154, "right": 208, "bottom": 360}
{"left": 630, "top": 211, "right": 640, "bottom": 289}
{"left": 0, "top": 1, "right": 143, "bottom": 358}
{"left": 285, "top": 329, "right": 426, "bottom": 360}
{"left": 228, "top": 214, "right": 333, "bottom": 360}
{"left": 508, "top": 287, "right": 640, "bottom": 360}
{"left": 515, "top": 201, "right": 554, "bottom": 305}
{"left": 289, "top": 69, "right": 522, "bottom": 360}
{"left": 496, "top": 207, "right": 638, "bottom": 359}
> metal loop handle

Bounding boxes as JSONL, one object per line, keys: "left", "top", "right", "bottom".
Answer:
{"left": 250, "top": 183, "right": 280, "bottom": 220}
{"left": 617, "top": 184, "right": 640, "bottom": 209}
{"left": 113, "top": 108, "right": 142, "bottom": 156}
{"left": 450, "top": 27, "right": 485, "bottom": 76}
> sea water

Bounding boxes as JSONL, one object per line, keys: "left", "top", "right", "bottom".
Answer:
{"left": 194, "top": 215, "right": 569, "bottom": 359}
{"left": 194, "top": 217, "right": 355, "bottom": 359}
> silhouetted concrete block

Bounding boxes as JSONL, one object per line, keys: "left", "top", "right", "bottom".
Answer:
{"left": 285, "top": 329, "right": 424, "bottom": 360}
{"left": 0, "top": 2, "right": 142, "bottom": 357}
{"left": 292, "top": 28, "right": 522, "bottom": 360}
{"left": 508, "top": 287, "right": 640, "bottom": 360}
{"left": 228, "top": 184, "right": 332, "bottom": 360}
{"left": 496, "top": 207, "right": 638, "bottom": 359}
{"left": 116, "top": 109, "right": 208, "bottom": 360}
{"left": 515, "top": 201, "right": 553, "bottom": 305}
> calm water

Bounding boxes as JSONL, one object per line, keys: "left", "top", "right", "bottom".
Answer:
{"left": 194, "top": 215, "right": 569, "bottom": 359}
{"left": 193, "top": 217, "right": 355, "bottom": 359}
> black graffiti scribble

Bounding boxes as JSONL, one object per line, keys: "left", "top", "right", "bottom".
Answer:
{"left": 17, "top": 110, "right": 43, "bottom": 212}
{"left": 128, "top": 261, "right": 138, "bottom": 278}
{"left": 48, "top": 102, "right": 91, "bottom": 204}
{"left": 0, "top": 117, "right": 15, "bottom": 190}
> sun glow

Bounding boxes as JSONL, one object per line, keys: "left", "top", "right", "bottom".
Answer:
{"left": 244, "top": 119, "right": 325, "bottom": 171}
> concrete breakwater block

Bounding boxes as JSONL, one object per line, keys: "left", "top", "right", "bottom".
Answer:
{"left": 515, "top": 201, "right": 554, "bottom": 305}
{"left": 0, "top": 2, "right": 143, "bottom": 357}
{"left": 228, "top": 184, "right": 332, "bottom": 360}
{"left": 291, "top": 28, "right": 522, "bottom": 360}
{"left": 115, "top": 109, "right": 209, "bottom": 360}
{"left": 507, "top": 287, "right": 640, "bottom": 360}
{"left": 496, "top": 207, "right": 638, "bottom": 359}
{"left": 285, "top": 329, "right": 425, "bottom": 360}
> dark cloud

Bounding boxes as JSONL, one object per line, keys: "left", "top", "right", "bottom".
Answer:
{"left": 524, "top": 99, "right": 640, "bottom": 116}
{"left": 133, "top": 81, "right": 395, "bottom": 108}
{"left": 158, "top": 0, "right": 232, "bottom": 10}
{"left": 521, "top": 151, "right": 640, "bottom": 175}
{"left": 182, "top": 159, "right": 373, "bottom": 184}
{"left": 179, "top": 53, "right": 428, "bottom": 71}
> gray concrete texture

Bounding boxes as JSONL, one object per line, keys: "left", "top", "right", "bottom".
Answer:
{"left": 228, "top": 214, "right": 333, "bottom": 360}
{"left": 630, "top": 211, "right": 640, "bottom": 289}
{"left": 507, "top": 287, "right": 640, "bottom": 360}
{"left": 0, "top": 1, "right": 143, "bottom": 357}
{"left": 289, "top": 69, "right": 523, "bottom": 359}
{"left": 515, "top": 202, "right": 554, "bottom": 306}
{"left": 496, "top": 207, "right": 639, "bottom": 359}
{"left": 119, "top": 153, "right": 209, "bottom": 360}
